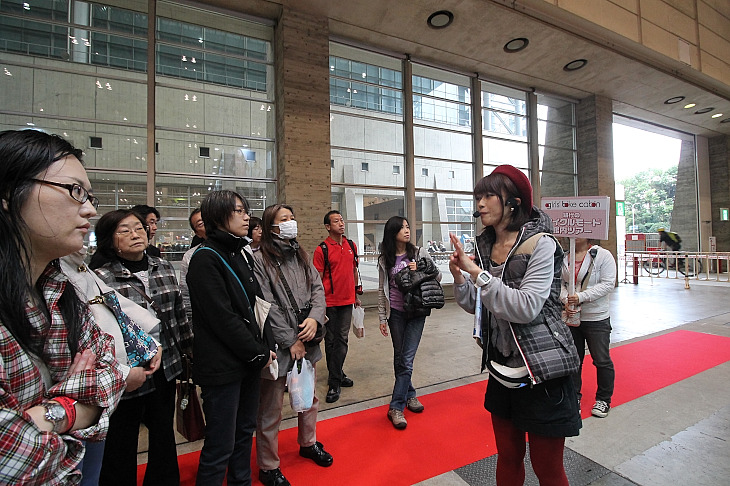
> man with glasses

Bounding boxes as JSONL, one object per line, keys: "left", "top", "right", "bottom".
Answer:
{"left": 131, "top": 204, "right": 162, "bottom": 257}
{"left": 313, "top": 210, "right": 361, "bottom": 403}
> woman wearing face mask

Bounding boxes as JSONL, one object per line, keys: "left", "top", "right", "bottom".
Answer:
{"left": 92, "top": 209, "right": 193, "bottom": 486}
{"left": 253, "top": 204, "right": 331, "bottom": 486}
{"left": 0, "top": 129, "right": 125, "bottom": 485}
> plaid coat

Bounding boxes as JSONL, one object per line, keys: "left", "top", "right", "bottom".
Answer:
{"left": 0, "top": 264, "right": 125, "bottom": 485}
{"left": 472, "top": 208, "right": 579, "bottom": 385}
{"left": 94, "top": 255, "right": 193, "bottom": 393}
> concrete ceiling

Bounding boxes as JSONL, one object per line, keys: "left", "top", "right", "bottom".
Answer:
{"left": 214, "top": 0, "right": 730, "bottom": 138}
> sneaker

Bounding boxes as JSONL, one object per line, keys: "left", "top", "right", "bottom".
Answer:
{"left": 387, "top": 408, "right": 407, "bottom": 429}
{"left": 592, "top": 400, "right": 610, "bottom": 418}
{"left": 406, "top": 397, "right": 424, "bottom": 413}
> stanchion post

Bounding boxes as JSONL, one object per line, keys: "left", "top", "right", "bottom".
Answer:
{"left": 633, "top": 256, "right": 639, "bottom": 285}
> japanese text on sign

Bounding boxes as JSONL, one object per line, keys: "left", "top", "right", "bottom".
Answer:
{"left": 541, "top": 196, "right": 610, "bottom": 240}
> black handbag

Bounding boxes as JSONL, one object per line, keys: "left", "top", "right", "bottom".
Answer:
{"left": 274, "top": 262, "right": 324, "bottom": 345}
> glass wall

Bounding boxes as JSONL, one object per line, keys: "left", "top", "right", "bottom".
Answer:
{"left": 0, "top": 0, "right": 275, "bottom": 259}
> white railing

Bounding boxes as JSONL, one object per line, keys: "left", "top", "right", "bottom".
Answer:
{"left": 622, "top": 251, "right": 730, "bottom": 284}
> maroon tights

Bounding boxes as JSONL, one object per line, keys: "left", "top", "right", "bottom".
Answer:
{"left": 491, "top": 414, "right": 569, "bottom": 486}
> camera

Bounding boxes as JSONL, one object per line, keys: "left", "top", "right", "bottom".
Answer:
{"left": 355, "top": 285, "right": 363, "bottom": 295}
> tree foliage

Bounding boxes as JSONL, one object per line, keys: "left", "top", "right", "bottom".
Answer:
{"left": 620, "top": 166, "right": 677, "bottom": 234}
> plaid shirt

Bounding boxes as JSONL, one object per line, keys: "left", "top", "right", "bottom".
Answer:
{"left": 0, "top": 264, "right": 125, "bottom": 485}
{"left": 94, "top": 255, "right": 192, "bottom": 396}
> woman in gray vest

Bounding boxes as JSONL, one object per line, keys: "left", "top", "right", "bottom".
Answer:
{"left": 449, "top": 164, "right": 581, "bottom": 486}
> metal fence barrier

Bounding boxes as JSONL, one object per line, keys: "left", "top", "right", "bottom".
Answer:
{"left": 622, "top": 251, "right": 730, "bottom": 286}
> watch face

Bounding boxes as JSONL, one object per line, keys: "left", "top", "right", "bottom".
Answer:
{"left": 45, "top": 403, "right": 66, "bottom": 422}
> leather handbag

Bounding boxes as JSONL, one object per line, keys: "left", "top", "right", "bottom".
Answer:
{"left": 175, "top": 355, "right": 205, "bottom": 442}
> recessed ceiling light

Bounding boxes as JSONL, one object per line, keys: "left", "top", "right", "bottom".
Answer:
{"left": 683, "top": 103, "right": 696, "bottom": 109}
{"left": 563, "top": 59, "right": 588, "bottom": 72}
{"left": 711, "top": 113, "right": 723, "bottom": 118}
{"left": 694, "top": 107, "right": 714, "bottom": 114}
{"left": 427, "top": 10, "right": 454, "bottom": 29}
{"left": 664, "top": 96, "right": 685, "bottom": 104}
{"left": 504, "top": 38, "right": 529, "bottom": 53}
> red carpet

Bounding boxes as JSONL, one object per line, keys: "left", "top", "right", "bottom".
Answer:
{"left": 138, "top": 330, "right": 730, "bottom": 485}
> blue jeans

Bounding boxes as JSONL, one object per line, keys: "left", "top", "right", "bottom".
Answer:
{"left": 387, "top": 308, "right": 425, "bottom": 411}
{"left": 197, "top": 372, "right": 261, "bottom": 486}
{"left": 79, "top": 440, "right": 105, "bottom": 486}
{"left": 570, "top": 317, "right": 615, "bottom": 404}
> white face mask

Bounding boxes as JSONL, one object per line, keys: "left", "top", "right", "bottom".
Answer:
{"left": 274, "top": 219, "right": 298, "bottom": 239}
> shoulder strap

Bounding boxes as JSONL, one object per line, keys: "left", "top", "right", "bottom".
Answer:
{"left": 346, "top": 238, "right": 358, "bottom": 265}
{"left": 319, "top": 241, "right": 333, "bottom": 294}
{"left": 512, "top": 232, "right": 558, "bottom": 256}
{"left": 579, "top": 247, "right": 598, "bottom": 291}
{"left": 274, "top": 261, "right": 301, "bottom": 315}
{"left": 193, "top": 246, "right": 252, "bottom": 308}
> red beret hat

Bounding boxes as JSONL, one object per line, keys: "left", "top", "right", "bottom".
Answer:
{"left": 491, "top": 164, "right": 533, "bottom": 210}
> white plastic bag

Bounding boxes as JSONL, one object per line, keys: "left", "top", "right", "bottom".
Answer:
{"left": 287, "top": 358, "right": 315, "bottom": 412}
{"left": 351, "top": 306, "right": 365, "bottom": 338}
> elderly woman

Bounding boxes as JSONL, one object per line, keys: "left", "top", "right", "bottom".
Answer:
{"left": 91, "top": 209, "right": 192, "bottom": 486}
{"left": 186, "top": 190, "right": 276, "bottom": 485}
{"left": 253, "top": 204, "right": 332, "bottom": 486}
{"left": 0, "top": 129, "right": 125, "bottom": 485}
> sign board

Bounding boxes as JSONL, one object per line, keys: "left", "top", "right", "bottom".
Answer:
{"left": 710, "top": 236, "right": 717, "bottom": 253}
{"left": 721, "top": 208, "right": 729, "bottom": 221}
{"left": 616, "top": 200, "right": 625, "bottom": 217}
{"left": 541, "top": 196, "right": 611, "bottom": 240}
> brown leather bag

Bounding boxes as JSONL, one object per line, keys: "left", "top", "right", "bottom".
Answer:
{"left": 175, "top": 355, "right": 205, "bottom": 442}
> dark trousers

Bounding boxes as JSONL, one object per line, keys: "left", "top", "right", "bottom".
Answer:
{"left": 100, "top": 367, "right": 179, "bottom": 486}
{"left": 196, "top": 373, "right": 261, "bottom": 486}
{"left": 570, "top": 317, "right": 615, "bottom": 404}
{"left": 324, "top": 304, "right": 353, "bottom": 388}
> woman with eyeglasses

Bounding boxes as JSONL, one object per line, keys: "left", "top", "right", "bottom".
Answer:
{"left": 253, "top": 204, "right": 331, "bottom": 486}
{"left": 186, "top": 191, "right": 276, "bottom": 485}
{"left": 91, "top": 209, "right": 193, "bottom": 486}
{"left": 0, "top": 129, "right": 125, "bottom": 484}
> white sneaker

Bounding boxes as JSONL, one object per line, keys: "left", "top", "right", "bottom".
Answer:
{"left": 591, "top": 400, "right": 610, "bottom": 418}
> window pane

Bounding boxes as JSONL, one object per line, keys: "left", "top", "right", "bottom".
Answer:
{"left": 482, "top": 109, "right": 527, "bottom": 138}
{"left": 540, "top": 120, "right": 575, "bottom": 150}
{"left": 414, "top": 127, "right": 472, "bottom": 162}
{"left": 483, "top": 138, "right": 528, "bottom": 168}
{"left": 414, "top": 159, "right": 473, "bottom": 191}
{"left": 540, "top": 172, "right": 576, "bottom": 197}
{"left": 331, "top": 112, "right": 403, "bottom": 153}
{"left": 331, "top": 150, "right": 404, "bottom": 187}
{"left": 539, "top": 146, "right": 575, "bottom": 174}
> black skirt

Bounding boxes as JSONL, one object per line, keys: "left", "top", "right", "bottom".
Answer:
{"left": 484, "top": 374, "right": 582, "bottom": 437}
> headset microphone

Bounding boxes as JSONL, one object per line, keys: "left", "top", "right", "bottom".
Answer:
{"left": 473, "top": 210, "right": 481, "bottom": 218}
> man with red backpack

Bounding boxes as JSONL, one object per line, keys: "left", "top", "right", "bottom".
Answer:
{"left": 313, "top": 210, "right": 362, "bottom": 403}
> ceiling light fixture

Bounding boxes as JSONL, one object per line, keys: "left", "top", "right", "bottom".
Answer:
{"left": 664, "top": 96, "right": 685, "bottom": 104}
{"left": 563, "top": 59, "right": 588, "bottom": 72}
{"left": 711, "top": 113, "right": 723, "bottom": 118}
{"left": 694, "top": 107, "right": 714, "bottom": 114}
{"left": 504, "top": 38, "right": 529, "bottom": 53}
{"left": 427, "top": 10, "right": 454, "bottom": 29}
{"left": 683, "top": 103, "right": 696, "bottom": 109}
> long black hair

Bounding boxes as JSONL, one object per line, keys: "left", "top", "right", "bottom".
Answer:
{"left": 258, "top": 204, "right": 312, "bottom": 287}
{"left": 379, "top": 215, "right": 417, "bottom": 272}
{"left": 0, "top": 130, "right": 86, "bottom": 356}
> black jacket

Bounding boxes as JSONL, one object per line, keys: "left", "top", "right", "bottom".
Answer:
{"left": 187, "top": 228, "right": 270, "bottom": 386}
{"left": 394, "top": 256, "right": 444, "bottom": 316}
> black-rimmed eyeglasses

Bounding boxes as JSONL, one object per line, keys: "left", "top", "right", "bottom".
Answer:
{"left": 31, "top": 179, "right": 100, "bottom": 209}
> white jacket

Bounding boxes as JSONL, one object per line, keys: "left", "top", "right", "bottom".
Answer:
{"left": 560, "top": 245, "right": 616, "bottom": 322}
{"left": 60, "top": 248, "right": 161, "bottom": 378}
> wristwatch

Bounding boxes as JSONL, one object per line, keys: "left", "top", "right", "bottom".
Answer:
{"left": 42, "top": 401, "right": 67, "bottom": 433}
{"left": 474, "top": 271, "right": 492, "bottom": 288}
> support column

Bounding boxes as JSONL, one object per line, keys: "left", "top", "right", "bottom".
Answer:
{"left": 576, "top": 95, "right": 617, "bottom": 257}
{"left": 274, "top": 7, "right": 330, "bottom": 251}
{"left": 709, "top": 135, "right": 730, "bottom": 251}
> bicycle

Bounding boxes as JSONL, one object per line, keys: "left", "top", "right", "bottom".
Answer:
{"left": 642, "top": 252, "right": 702, "bottom": 277}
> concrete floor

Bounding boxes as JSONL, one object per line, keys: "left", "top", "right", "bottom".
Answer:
{"left": 144, "top": 276, "right": 730, "bottom": 486}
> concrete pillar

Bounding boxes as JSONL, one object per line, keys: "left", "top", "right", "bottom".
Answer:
{"left": 575, "top": 95, "right": 617, "bottom": 257}
{"left": 274, "top": 6, "right": 331, "bottom": 252}
{"left": 709, "top": 135, "right": 730, "bottom": 251}
{"left": 671, "top": 139, "right": 699, "bottom": 251}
